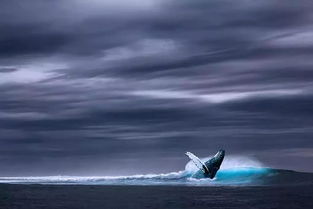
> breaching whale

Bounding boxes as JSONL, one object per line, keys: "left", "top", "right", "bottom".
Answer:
{"left": 186, "top": 149, "right": 225, "bottom": 179}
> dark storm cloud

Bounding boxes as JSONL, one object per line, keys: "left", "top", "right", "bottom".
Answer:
{"left": 0, "top": 68, "right": 17, "bottom": 73}
{"left": 0, "top": 0, "right": 313, "bottom": 175}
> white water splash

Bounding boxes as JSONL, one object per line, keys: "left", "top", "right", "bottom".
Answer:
{"left": 185, "top": 155, "right": 264, "bottom": 172}
{"left": 0, "top": 155, "right": 267, "bottom": 185}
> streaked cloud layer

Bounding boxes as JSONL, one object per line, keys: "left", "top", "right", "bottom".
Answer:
{"left": 0, "top": 0, "right": 312, "bottom": 175}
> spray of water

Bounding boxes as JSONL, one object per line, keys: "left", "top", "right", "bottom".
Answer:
{"left": 185, "top": 155, "right": 264, "bottom": 172}
{"left": 0, "top": 155, "right": 270, "bottom": 185}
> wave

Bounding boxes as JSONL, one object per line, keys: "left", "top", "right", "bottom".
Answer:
{"left": 0, "top": 156, "right": 312, "bottom": 186}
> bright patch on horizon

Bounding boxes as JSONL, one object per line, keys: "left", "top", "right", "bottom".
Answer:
{"left": 131, "top": 89, "right": 303, "bottom": 103}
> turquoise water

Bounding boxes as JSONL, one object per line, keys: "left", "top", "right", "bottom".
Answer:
{"left": 0, "top": 167, "right": 273, "bottom": 186}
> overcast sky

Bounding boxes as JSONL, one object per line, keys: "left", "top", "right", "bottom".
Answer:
{"left": 0, "top": 0, "right": 312, "bottom": 176}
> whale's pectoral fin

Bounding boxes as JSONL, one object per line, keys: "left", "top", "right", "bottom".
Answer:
{"left": 185, "top": 152, "right": 209, "bottom": 174}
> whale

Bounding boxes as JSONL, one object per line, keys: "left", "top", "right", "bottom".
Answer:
{"left": 186, "top": 149, "right": 225, "bottom": 179}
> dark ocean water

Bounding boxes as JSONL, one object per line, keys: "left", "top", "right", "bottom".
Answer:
{"left": 1, "top": 157, "right": 312, "bottom": 209}
{"left": 1, "top": 183, "right": 312, "bottom": 209}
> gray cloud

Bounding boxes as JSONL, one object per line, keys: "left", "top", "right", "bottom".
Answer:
{"left": 0, "top": 0, "right": 312, "bottom": 175}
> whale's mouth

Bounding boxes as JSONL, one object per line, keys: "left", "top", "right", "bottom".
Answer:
{"left": 0, "top": 156, "right": 311, "bottom": 186}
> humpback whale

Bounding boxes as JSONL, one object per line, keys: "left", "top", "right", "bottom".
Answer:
{"left": 186, "top": 149, "right": 225, "bottom": 179}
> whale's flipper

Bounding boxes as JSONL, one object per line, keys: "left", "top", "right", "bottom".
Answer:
{"left": 185, "top": 152, "right": 209, "bottom": 174}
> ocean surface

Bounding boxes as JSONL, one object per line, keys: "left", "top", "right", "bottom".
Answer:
{"left": 0, "top": 157, "right": 312, "bottom": 209}
{"left": 0, "top": 156, "right": 312, "bottom": 186}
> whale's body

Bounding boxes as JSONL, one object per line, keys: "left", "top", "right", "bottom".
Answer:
{"left": 186, "top": 150, "right": 225, "bottom": 179}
